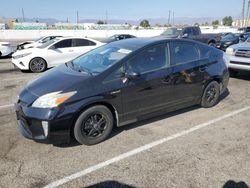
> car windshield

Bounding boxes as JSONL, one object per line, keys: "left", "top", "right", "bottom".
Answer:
{"left": 222, "top": 34, "right": 234, "bottom": 40}
{"left": 71, "top": 45, "right": 132, "bottom": 75}
{"left": 161, "top": 28, "right": 182, "bottom": 36}
{"left": 35, "top": 37, "right": 44, "bottom": 42}
{"left": 38, "top": 38, "right": 60, "bottom": 49}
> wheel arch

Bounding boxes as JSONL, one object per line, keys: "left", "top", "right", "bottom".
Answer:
{"left": 70, "top": 101, "right": 119, "bottom": 137}
{"left": 29, "top": 56, "right": 47, "bottom": 67}
{"left": 202, "top": 77, "right": 222, "bottom": 96}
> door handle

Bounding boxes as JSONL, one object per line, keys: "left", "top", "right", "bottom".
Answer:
{"left": 199, "top": 66, "right": 207, "bottom": 72}
{"left": 68, "top": 50, "right": 74, "bottom": 52}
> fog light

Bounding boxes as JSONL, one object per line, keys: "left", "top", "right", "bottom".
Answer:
{"left": 42, "top": 121, "right": 48, "bottom": 137}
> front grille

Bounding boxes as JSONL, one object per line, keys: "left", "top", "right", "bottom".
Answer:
{"left": 230, "top": 61, "right": 250, "bottom": 66}
{"left": 235, "top": 50, "right": 250, "bottom": 58}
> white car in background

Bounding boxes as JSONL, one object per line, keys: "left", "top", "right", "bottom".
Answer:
{"left": 226, "top": 37, "right": 250, "bottom": 76}
{"left": 17, "top": 35, "right": 62, "bottom": 50}
{"left": 12, "top": 37, "right": 104, "bottom": 72}
{"left": 0, "top": 42, "right": 14, "bottom": 57}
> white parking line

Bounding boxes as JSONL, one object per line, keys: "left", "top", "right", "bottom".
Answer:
{"left": 0, "top": 104, "right": 14, "bottom": 109}
{"left": 43, "top": 106, "right": 250, "bottom": 188}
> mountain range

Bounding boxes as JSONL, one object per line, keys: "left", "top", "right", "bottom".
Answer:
{"left": 1, "top": 16, "right": 224, "bottom": 25}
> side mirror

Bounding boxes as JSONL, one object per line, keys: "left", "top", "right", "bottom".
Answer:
{"left": 182, "top": 33, "right": 189, "bottom": 38}
{"left": 125, "top": 71, "right": 140, "bottom": 80}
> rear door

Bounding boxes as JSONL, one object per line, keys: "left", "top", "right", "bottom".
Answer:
{"left": 47, "top": 39, "right": 73, "bottom": 66}
{"left": 72, "top": 38, "right": 97, "bottom": 56}
{"left": 168, "top": 41, "right": 205, "bottom": 105}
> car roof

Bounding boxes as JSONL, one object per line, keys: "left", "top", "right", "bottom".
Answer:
{"left": 105, "top": 37, "right": 197, "bottom": 51}
{"left": 58, "top": 36, "right": 101, "bottom": 43}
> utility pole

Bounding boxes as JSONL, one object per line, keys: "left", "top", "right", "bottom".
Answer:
{"left": 22, "top": 8, "right": 25, "bottom": 22}
{"left": 246, "top": 0, "right": 250, "bottom": 26}
{"left": 172, "top": 11, "right": 175, "bottom": 26}
{"left": 105, "top": 10, "right": 108, "bottom": 24}
{"left": 242, "top": 0, "right": 246, "bottom": 27}
{"left": 167, "top": 10, "right": 171, "bottom": 25}
{"left": 77, "top": 10, "right": 79, "bottom": 24}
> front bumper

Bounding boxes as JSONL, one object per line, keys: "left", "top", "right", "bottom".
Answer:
{"left": 15, "top": 102, "right": 73, "bottom": 144}
{"left": 12, "top": 57, "right": 30, "bottom": 70}
{"left": 227, "top": 55, "right": 250, "bottom": 71}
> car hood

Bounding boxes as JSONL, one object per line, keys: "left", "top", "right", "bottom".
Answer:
{"left": 230, "top": 42, "right": 250, "bottom": 50}
{"left": 13, "top": 48, "right": 37, "bottom": 56}
{"left": 19, "top": 64, "right": 93, "bottom": 105}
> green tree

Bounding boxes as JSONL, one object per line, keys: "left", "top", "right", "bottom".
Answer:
{"left": 97, "top": 20, "right": 105, "bottom": 25}
{"left": 212, "top": 20, "right": 219, "bottom": 26}
{"left": 140, "top": 19, "right": 150, "bottom": 28}
{"left": 222, "top": 16, "right": 233, "bottom": 26}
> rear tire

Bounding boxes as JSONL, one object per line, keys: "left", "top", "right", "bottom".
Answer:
{"left": 29, "top": 57, "right": 47, "bottom": 73}
{"left": 201, "top": 81, "right": 220, "bottom": 108}
{"left": 74, "top": 105, "right": 114, "bottom": 145}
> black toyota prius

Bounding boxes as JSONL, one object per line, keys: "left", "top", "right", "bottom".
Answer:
{"left": 15, "top": 38, "right": 229, "bottom": 145}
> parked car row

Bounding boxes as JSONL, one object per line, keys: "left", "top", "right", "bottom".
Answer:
{"left": 12, "top": 37, "right": 104, "bottom": 72}
{"left": 10, "top": 34, "right": 138, "bottom": 72}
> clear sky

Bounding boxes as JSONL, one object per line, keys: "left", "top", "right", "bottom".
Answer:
{"left": 0, "top": 0, "right": 243, "bottom": 21}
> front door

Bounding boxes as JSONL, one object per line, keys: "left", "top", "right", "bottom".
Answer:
{"left": 121, "top": 43, "right": 174, "bottom": 121}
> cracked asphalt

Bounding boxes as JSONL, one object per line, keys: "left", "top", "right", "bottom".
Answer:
{"left": 0, "top": 56, "right": 250, "bottom": 188}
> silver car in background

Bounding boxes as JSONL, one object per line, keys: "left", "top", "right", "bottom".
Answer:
{"left": 226, "top": 37, "right": 250, "bottom": 76}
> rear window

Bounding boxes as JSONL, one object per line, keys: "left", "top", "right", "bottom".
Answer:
{"left": 196, "top": 44, "right": 212, "bottom": 59}
{"left": 54, "top": 39, "right": 72, "bottom": 48}
{"left": 73, "top": 39, "right": 96, "bottom": 47}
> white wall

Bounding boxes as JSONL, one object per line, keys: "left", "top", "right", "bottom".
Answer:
{"left": 0, "top": 27, "right": 240, "bottom": 41}
{"left": 0, "top": 29, "right": 164, "bottom": 41}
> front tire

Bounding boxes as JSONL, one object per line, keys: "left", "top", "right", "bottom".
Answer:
{"left": 74, "top": 105, "right": 114, "bottom": 145}
{"left": 29, "top": 57, "right": 47, "bottom": 73}
{"left": 201, "top": 81, "right": 220, "bottom": 108}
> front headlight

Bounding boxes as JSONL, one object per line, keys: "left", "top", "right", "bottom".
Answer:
{"left": 13, "top": 53, "right": 32, "bottom": 59}
{"left": 32, "top": 91, "right": 77, "bottom": 108}
{"left": 225, "top": 41, "right": 232, "bottom": 45}
{"left": 226, "top": 48, "right": 234, "bottom": 55}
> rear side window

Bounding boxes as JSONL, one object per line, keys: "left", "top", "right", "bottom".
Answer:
{"left": 54, "top": 39, "right": 72, "bottom": 48}
{"left": 73, "top": 39, "right": 96, "bottom": 47}
{"left": 171, "top": 41, "right": 199, "bottom": 66}
{"left": 127, "top": 44, "right": 170, "bottom": 74}
{"left": 197, "top": 44, "right": 212, "bottom": 59}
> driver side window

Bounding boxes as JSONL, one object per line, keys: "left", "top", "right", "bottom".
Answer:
{"left": 126, "top": 44, "right": 169, "bottom": 75}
